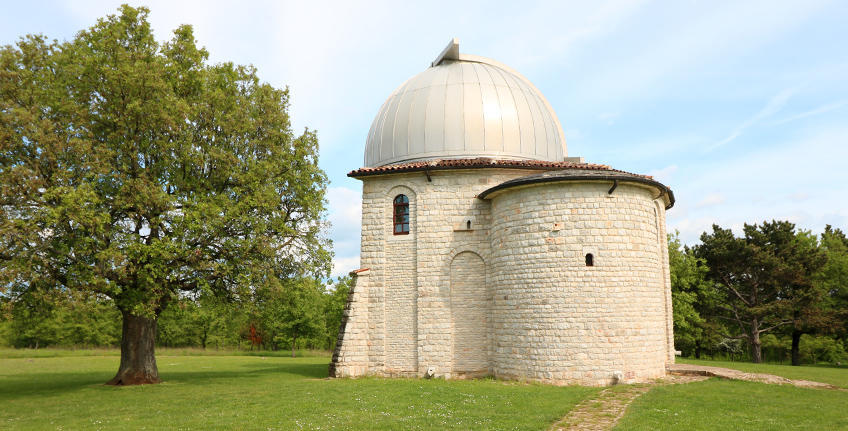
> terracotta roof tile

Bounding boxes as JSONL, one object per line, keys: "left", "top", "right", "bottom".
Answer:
{"left": 477, "top": 167, "right": 675, "bottom": 208}
{"left": 348, "top": 158, "right": 645, "bottom": 178}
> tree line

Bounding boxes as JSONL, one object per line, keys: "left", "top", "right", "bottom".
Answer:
{"left": 0, "top": 276, "right": 351, "bottom": 357}
{"left": 671, "top": 221, "right": 848, "bottom": 365}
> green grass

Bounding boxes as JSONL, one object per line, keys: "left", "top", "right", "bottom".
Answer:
{"left": 678, "top": 357, "right": 848, "bottom": 388}
{"left": 0, "top": 351, "right": 597, "bottom": 430}
{"left": 615, "top": 378, "right": 848, "bottom": 430}
{"left": 6, "top": 351, "right": 846, "bottom": 430}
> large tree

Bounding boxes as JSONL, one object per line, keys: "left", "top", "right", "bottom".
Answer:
{"left": 0, "top": 6, "right": 330, "bottom": 384}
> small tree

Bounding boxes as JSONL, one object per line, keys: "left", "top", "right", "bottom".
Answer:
{"left": 668, "top": 232, "right": 723, "bottom": 358}
{"left": 258, "top": 278, "right": 324, "bottom": 357}
{"left": 0, "top": 6, "right": 330, "bottom": 384}
{"left": 8, "top": 290, "right": 62, "bottom": 349}
{"left": 324, "top": 276, "right": 351, "bottom": 350}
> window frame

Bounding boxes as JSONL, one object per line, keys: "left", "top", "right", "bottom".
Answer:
{"left": 393, "top": 194, "right": 410, "bottom": 235}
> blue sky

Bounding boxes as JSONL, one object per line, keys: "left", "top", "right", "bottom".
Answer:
{"left": 3, "top": 1, "right": 847, "bottom": 277}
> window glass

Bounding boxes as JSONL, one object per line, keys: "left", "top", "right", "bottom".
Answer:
{"left": 393, "top": 195, "right": 410, "bottom": 235}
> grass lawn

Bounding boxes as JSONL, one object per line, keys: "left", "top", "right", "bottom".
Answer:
{"left": 0, "top": 350, "right": 597, "bottom": 430}
{"left": 615, "top": 378, "right": 848, "bottom": 430}
{"left": 677, "top": 357, "right": 848, "bottom": 388}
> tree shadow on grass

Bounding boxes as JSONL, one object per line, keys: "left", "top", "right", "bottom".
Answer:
{"left": 0, "top": 361, "right": 330, "bottom": 399}
{"left": 0, "top": 371, "right": 113, "bottom": 399}
{"left": 164, "top": 361, "right": 329, "bottom": 384}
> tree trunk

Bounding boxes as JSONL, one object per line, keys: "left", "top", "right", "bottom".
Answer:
{"left": 750, "top": 322, "right": 763, "bottom": 363}
{"left": 106, "top": 311, "right": 161, "bottom": 385}
{"left": 791, "top": 329, "right": 803, "bottom": 366}
{"left": 291, "top": 336, "right": 297, "bottom": 358}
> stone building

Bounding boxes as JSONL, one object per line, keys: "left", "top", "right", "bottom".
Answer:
{"left": 329, "top": 39, "right": 675, "bottom": 386}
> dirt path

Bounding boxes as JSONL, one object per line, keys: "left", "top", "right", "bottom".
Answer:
{"left": 666, "top": 363, "right": 844, "bottom": 390}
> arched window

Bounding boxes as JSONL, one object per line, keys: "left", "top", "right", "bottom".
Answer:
{"left": 585, "top": 253, "right": 594, "bottom": 267}
{"left": 393, "top": 194, "right": 409, "bottom": 235}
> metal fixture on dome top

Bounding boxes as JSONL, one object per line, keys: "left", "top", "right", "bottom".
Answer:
{"left": 431, "top": 37, "right": 460, "bottom": 67}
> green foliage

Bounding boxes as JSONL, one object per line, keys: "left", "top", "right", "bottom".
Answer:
{"left": 323, "top": 276, "right": 351, "bottom": 350}
{"left": 669, "top": 231, "right": 724, "bottom": 357}
{"left": 818, "top": 225, "right": 848, "bottom": 340}
{"left": 0, "top": 321, "right": 9, "bottom": 347}
{"left": 0, "top": 276, "right": 349, "bottom": 352}
{"left": 253, "top": 278, "right": 326, "bottom": 355}
{"left": 797, "top": 335, "right": 848, "bottom": 364}
{"left": 0, "top": 5, "right": 330, "bottom": 373}
{"left": 5, "top": 291, "right": 120, "bottom": 348}
{"left": 670, "top": 221, "right": 847, "bottom": 365}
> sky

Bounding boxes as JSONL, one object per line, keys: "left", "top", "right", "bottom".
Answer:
{"left": 3, "top": 0, "right": 847, "bottom": 277}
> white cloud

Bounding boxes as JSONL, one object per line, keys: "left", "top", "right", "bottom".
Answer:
{"left": 695, "top": 193, "right": 726, "bottom": 209}
{"left": 668, "top": 216, "right": 717, "bottom": 244}
{"left": 771, "top": 99, "right": 848, "bottom": 125}
{"left": 707, "top": 87, "right": 798, "bottom": 151}
{"left": 646, "top": 164, "right": 678, "bottom": 183}
{"left": 327, "top": 186, "right": 361, "bottom": 225}
{"left": 488, "top": 0, "right": 649, "bottom": 71}
{"left": 326, "top": 186, "right": 362, "bottom": 275}
{"left": 598, "top": 111, "right": 619, "bottom": 126}
{"left": 331, "top": 255, "right": 360, "bottom": 278}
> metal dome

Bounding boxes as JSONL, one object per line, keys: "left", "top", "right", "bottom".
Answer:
{"left": 364, "top": 39, "right": 568, "bottom": 167}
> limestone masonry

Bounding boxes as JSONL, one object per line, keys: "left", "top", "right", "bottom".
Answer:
{"left": 329, "top": 40, "right": 675, "bottom": 386}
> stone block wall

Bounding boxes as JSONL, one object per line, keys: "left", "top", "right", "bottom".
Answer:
{"left": 489, "top": 182, "right": 671, "bottom": 385}
{"left": 329, "top": 168, "right": 673, "bottom": 386}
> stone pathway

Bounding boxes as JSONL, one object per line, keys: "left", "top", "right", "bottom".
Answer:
{"left": 548, "top": 374, "right": 709, "bottom": 431}
{"left": 549, "top": 363, "right": 844, "bottom": 431}
{"left": 548, "top": 384, "right": 654, "bottom": 431}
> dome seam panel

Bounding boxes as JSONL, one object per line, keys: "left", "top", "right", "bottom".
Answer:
{"left": 389, "top": 80, "right": 413, "bottom": 161}
{"left": 491, "top": 66, "right": 523, "bottom": 156}
{"left": 470, "top": 63, "right": 483, "bottom": 152}
{"left": 480, "top": 64, "right": 506, "bottom": 153}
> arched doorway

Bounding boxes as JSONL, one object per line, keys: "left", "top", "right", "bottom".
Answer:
{"left": 450, "top": 251, "right": 488, "bottom": 375}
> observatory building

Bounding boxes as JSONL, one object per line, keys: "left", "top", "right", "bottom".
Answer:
{"left": 329, "top": 39, "right": 675, "bottom": 386}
